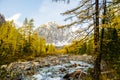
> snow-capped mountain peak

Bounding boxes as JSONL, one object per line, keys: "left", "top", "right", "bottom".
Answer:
{"left": 36, "top": 22, "right": 79, "bottom": 47}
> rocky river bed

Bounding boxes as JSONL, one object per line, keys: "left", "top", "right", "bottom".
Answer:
{"left": 0, "top": 54, "right": 94, "bottom": 80}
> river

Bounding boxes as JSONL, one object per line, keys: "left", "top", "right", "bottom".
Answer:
{"left": 0, "top": 54, "right": 93, "bottom": 80}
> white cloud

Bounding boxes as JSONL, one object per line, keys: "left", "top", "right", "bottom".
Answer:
{"left": 34, "top": 0, "right": 79, "bottom": 27}
{"left": 6, "top": 13, "right": 22, "bottom": 27}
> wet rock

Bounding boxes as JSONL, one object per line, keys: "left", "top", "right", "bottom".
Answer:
{"left": 59, "top": 67, "right": 67, "bottom": 73}
{"left": 63, "top": 70, "right": 82, "bottom": 80}
{"left": 24, "top": 62, "right": 33, "bottom": 70}
{"left": 63, "top": 69, "right": 87, "bottom": 80}
{"left": 25, "top": 66, "right": 31, "bottom": 70}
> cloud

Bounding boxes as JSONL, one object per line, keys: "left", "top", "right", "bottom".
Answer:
{"left": 34, "top": 0, "right": 79, "bottom": 27}
{"left": 6, "top": 13, "right": 22, "bottom": 27}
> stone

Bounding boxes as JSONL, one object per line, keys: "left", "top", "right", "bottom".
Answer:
{"left": 63, "top": 69, "right": 87, "bottom": 80}
{"left": 1, "top": 65, "right": 7, "bottom": 68}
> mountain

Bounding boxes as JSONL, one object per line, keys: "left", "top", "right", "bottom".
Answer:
{"left": 36, "top": 22, "right": 80, "bottom": 47}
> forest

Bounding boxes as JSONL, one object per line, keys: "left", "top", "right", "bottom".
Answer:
{"left": 0, "top": 0, "right": 120, "bottom": 80}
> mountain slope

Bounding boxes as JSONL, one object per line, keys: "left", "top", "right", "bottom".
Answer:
{"left": 36, "top": 22, "right": 79, "bottom": 46}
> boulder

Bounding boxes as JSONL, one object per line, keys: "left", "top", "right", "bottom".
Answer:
{"left": 63, "top": 70, "right": 87, "bottom": 80}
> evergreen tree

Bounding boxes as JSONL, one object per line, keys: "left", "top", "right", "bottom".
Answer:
{"left": 0, "top": 13, "right": 5, "bottom": 25}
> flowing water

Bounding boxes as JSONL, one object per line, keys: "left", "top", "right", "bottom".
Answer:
{"left": 1, "top": 54, "right": 93, "bottom": 80}
{"left": 25, "top": 60, "right": 93, "bottom": 80}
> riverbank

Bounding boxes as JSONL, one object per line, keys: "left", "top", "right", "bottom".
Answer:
{"left": 0, "top": 54, "right": 94, "bottom": 80}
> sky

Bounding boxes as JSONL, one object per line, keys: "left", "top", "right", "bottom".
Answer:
{"left": 0, "top": 0, "right": 79, "bottom": 28}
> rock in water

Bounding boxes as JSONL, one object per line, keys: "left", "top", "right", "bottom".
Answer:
{"left": 63, "top": 69, "right": 87, "bottom": 80}
{"left": 63, "top": 70, "right": 81, "bottom": 80}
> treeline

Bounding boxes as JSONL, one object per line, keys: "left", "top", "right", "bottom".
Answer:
{"left": 64, "top": 28, "right": 120, "bottom": 55}
{"left": 63, "top": 36, "right": 94, "bottom": 54}
{"left": 0, "top": 17, "right": 55, "bottom": 65}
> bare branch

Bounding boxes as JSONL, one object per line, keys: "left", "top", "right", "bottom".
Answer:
{"left": 62, "top": 0, "right": 91, "bottom": 15}
{"left": 57, "top": 21, "right": 77, "bottom": 28}
{"left": 74, "top": 27, "right": 94, "bottom": 43}
{"left": 75, "top": 23, "right": 94, "bottom": 34}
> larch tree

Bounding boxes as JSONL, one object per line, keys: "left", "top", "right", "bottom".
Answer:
{"left": 31, "top": 32, "right": 39, "bottom": 56}
{"left": 39, "top": 37, "right": 46, "bottom": 54}
{"left": 22, "top": 18, "right": 34, "bottom": 54}
{"left": 47, "top": 44, "right": 55, "bottom": 54}
{"left": 0, "top": 21, "right": 20, "bottom": 64}
{"left": 53, "top": 0, "right": 100, "bottom": 79}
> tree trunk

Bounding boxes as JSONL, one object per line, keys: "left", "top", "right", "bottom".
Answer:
{"left": 93, "top": 0, "right": 106, "bottom": 80}
{"left": 93, "top": 0, "right": 100, "bottom": 80}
